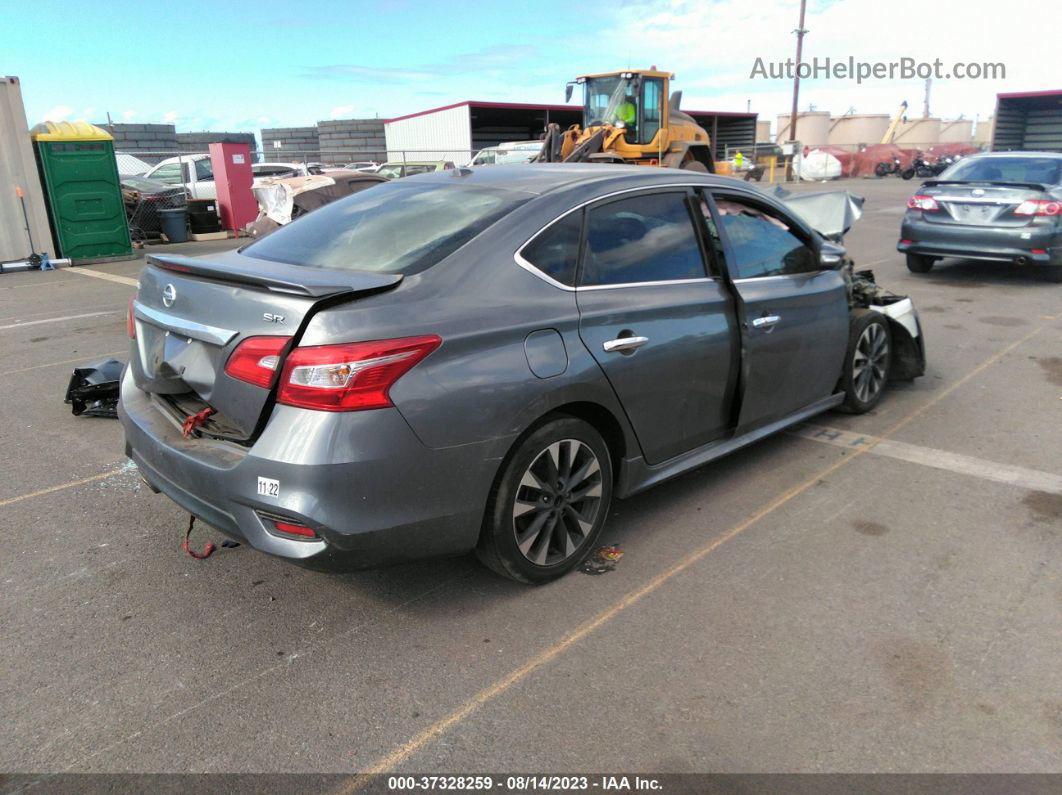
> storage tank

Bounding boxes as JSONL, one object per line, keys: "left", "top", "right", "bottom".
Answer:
{"left": 755, "top": 119, "right": 771, "bottom": 142}
{"left": 893, "top": 117, "right": 941, "bottom": 147}
{"left": 938, "top": 119, "right": 974, "bottom": 143}
{"left": 828, "top": 114, "right": 890, "bottom": 146}
{"left": 775, "top": 111, "right": 830, "bottom": 145}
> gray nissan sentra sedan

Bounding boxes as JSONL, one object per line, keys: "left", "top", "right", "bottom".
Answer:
{"left": 120, "top": 164, "right": 925, "bottom": 583}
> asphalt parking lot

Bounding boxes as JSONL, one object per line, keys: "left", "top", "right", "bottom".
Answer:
{"left": 2, "top": 176, "right": 1060, "bottom": 776}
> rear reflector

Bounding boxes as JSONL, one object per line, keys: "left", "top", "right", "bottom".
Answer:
{"left": 127, "top": 297, "right": 137, "bottom": 339}
{"left": 900, "top": 239, "right": 914, "bottom": 244}
{"left": 277, "top": 335, "right": 441, "bottom": 412}
{"left": 224, "top": 336, "right": 292, "bottom": 388}
{"left": 1031, "top": 248, "right": 1047, "bottom": 255}
{"left": 907, "top": 195, "right": 939, "bottom": 211}
{"left": 1014, "top": 199, "right": 1062, "bottom": 216}
{"left": 274, "top": 520, "right": 317, "bottom": 538}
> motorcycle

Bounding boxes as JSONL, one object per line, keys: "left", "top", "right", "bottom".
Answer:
{"left": 874, "top": 156, "right": 902, "bottom": 177}
{"left": 901, "top": 156, "right": 940, "bottom": 180}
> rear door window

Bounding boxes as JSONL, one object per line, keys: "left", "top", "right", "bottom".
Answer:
{"left": 580, "top": 191, "right": 706, "bottom": 286}
{"left": 710, "top": 195, "right": 817, "bottom": 279}
{"left": 194, "top": 158, "right": 214, "bottom": 181}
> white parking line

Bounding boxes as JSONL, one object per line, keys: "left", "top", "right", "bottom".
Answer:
{"left": 0, "top": 310, "right": 120, "bottom": 331}
{"left": 790, "top": 422, "right": 1062, "bottom": 495}
{"left": 67, "top": 267, "right": 139, "bottom": 288}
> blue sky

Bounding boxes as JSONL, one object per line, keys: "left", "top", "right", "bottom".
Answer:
{"left": 7, "top": 0, "right": 1044, "bottom": 135}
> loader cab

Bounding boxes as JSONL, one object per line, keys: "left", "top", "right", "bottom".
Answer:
{"left": 577, "top": 71, "right": 667, "bottom": 147}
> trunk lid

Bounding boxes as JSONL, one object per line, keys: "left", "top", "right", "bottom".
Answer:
{"left": 130, "top": 252, "right": 401, "bottom": 438}
{"left": 918, "top": 180, "right": 1052, "bottom": 227}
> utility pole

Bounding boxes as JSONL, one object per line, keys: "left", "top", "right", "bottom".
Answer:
{"left": 788, "top": 0, "right": 808, "bottom": 142}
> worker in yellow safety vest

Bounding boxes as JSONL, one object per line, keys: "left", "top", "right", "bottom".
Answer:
{"left": 734, "top": 150, "right": 744, "bottom": 170}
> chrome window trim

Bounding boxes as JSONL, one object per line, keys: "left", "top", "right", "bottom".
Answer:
{"left": 513, "top": 182, "right": 719, "bottom": 292}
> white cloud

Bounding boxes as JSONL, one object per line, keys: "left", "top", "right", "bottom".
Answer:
{"left": 163, "top": 111, "right": 178, "bottom": 123}
{"left": 329, "top": 104, "right": 355, "bottom": 119}
{"left": 257, "top": 115, "right": 271, "bottom": 124}
{"left": 81, "top": 106, "right": 96, "bottom": 118}
{"left": 41, "top": 104, "right": 73, "bottom": 121}
{"left": 596, "top": 0, "right": 1032, "bottom": 127}
{"left": 122, "top": 110, "right": 138, "bottom": 120}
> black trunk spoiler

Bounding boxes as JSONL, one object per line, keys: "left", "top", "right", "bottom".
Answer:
{"left": 147, "top": 254, "right": 402, "bottom": 298}
{"left": 922, "top": 179, "right": 1050, "bottom": 192}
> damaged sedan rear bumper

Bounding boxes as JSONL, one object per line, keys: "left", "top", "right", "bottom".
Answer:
{"left": 119, "top": 368, "right": 504, "bottom": 570}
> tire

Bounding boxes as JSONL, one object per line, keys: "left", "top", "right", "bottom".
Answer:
{"left": 906, "top": 253, "right": 935, "bottom": 273}
{"left": 874, "top": 162, "right": 889, "bottom": 178}
{"left": 476, "top": 417, "right": 613, "bottom": 584}
{"left": 681, "top": 159, "right": 709, "bottom": 172}
{"left": 838, "top": 310, "right": 892, "bottom": 414}
{"left": 1042, "top": 265, "right": 1062, "bottom": 283}
{"left": 901, "top": 168, "right": 915, "bottom": 180}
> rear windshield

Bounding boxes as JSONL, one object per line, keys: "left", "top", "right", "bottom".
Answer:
{"left": 242, "top": 181, "right": 528, "bottom": 274}
{"left": 941, "top": 156, "right": 1062, "bottom": 185}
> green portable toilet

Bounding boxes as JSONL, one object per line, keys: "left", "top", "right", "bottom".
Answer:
{"left": 31, "top": 121, "right": 132, "bottom": 262}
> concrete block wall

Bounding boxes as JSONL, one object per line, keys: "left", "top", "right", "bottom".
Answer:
{"left": 177, "top": 131, "right": 257, "bottom": 153}
{"left": 97, "top": 122, "right": 179, "bottom": 157}
{"left": 317, "top": 119, "right": 386, "bottom": 162}
{"left": 261, "top": 126, "right": 320, "bottom": 159}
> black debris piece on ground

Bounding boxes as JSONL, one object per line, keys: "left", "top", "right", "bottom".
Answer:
{"left": 580, "top": 544, "right": 624, "bottom": 575}
{"left": 64, "top": 358, "right": 124, "bottom": 418}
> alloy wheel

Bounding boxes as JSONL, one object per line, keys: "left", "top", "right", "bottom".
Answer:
{"left": 512, "top": 439, "right": 603, "bottom": 566}
{"left": 852, "top": 323, "right": 889, "bottom": 404}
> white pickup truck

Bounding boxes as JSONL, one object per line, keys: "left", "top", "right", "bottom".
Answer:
{"left": 142, "top": 154, "right": 312, "bottom": 199}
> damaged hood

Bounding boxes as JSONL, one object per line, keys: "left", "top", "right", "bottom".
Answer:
{"left": 253, "top": 174, "right": 340, "bottom": 225}
{"left": 769, "top": 186, "right": 865, "bottom": 242}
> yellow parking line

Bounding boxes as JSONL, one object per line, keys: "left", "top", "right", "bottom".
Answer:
{"left": 67, "top": 267, "right": 139, "bottom": 288}
{"left": 0, "top": 469, "right": 123, "bottom": 509}
{"left": 343, "top": 320, "right": 1050, "bottom": 781}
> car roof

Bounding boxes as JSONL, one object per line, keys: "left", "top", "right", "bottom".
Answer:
{"left": 963, "top": 151, "right": 1062, "bottom": 159}
{"left": 402, "top": 163, "right": 756, "bottom": 196}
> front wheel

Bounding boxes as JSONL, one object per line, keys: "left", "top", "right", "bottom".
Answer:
{"left": 477, "top": 417, "right": 613, "bottom": 584}
{"left": 681, "top": 160, "right": 709, "bottom": 172}
{"left": 838, "top": 310, "right": 892, "bottom": 414}
{"left": 901, "top": 168, "right": 915, "bottom": 180}
{"left": 875, "top": 162, "right": 889, "bottom": 177}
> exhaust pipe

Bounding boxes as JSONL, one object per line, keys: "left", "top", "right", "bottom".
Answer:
{"left": 1015, "top": 256, "right": 1029, "bottom": 265}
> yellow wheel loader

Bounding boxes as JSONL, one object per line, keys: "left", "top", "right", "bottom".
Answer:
{"left": 537, "top": 69, "right": 715, "bottom": 171}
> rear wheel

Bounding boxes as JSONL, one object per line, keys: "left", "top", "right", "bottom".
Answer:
{"left": 906, "top": 253, "right": 935, "bottom": 273}
{"left": 875, "top": 162, "right": 889, "bottom": 177}
{"left": 681, "top": 160, "right": 709, "bottom": 172}
{"left": 1042, "top": 265, "right": 1062, "bottom": 283}
{"left": 476, "top": 417, "right": 612, "bottom": 584}
{"left": 839, "top": 310, "right": 892, "bottom": 414}
{"left": 901, "top": 168, "right": 915, "bottom": 180}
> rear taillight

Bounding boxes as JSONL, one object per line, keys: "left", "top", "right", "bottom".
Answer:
{"left": 277, "top": 335, "right": 441, "bottom": 412}
{"left": 1014, "top": 199, "right": 1062, "bottom": 216}
{"left": 907, "top": 195, "right": 939, "bottom": 211}
{"left": 127, "top": 297, "right": 136, "bottom": 339}
{"left": 225, "top": 336, "right": 291, "bottom": 388}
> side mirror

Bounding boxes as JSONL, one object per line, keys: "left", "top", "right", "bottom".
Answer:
{"left": 819, "top": 241, "right": 847, "bottom": 269}
{"left": 565, "top": 83, "right": 575, "bottom": 103}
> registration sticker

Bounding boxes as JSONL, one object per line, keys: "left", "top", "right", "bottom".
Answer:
{"left": 257, "top": 477, "right": 280, "bottom": 498}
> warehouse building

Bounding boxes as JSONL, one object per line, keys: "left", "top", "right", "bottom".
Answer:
{"left": 383, "top": 100, "right": 757, "bottom": 162}
{"left": 992, "top": 90, "right": 1062, "bottom": 152}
